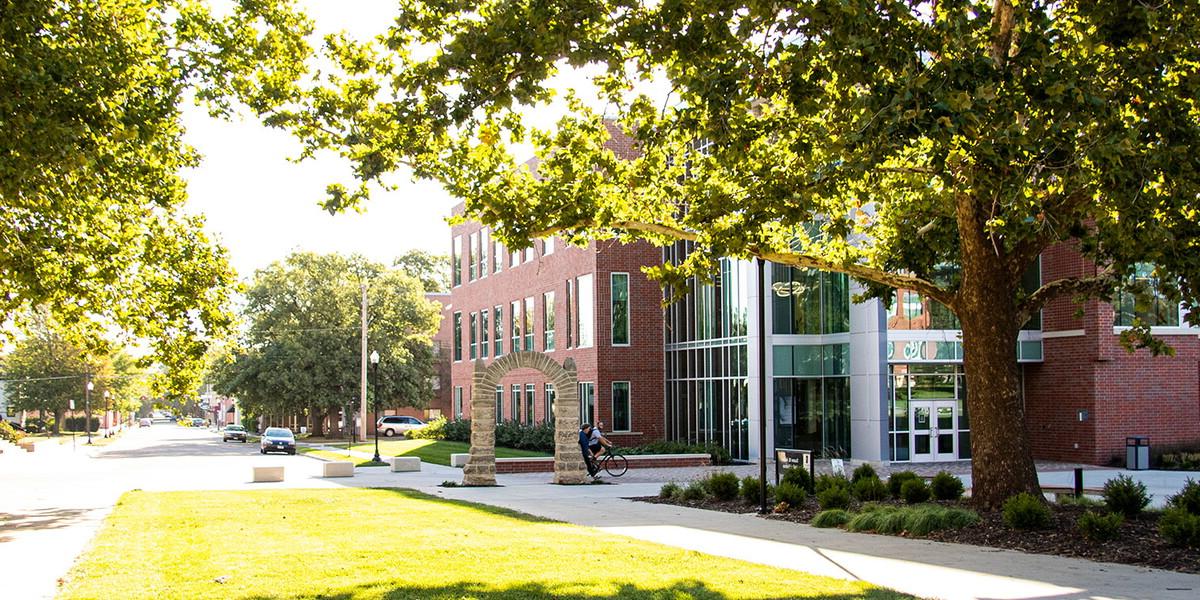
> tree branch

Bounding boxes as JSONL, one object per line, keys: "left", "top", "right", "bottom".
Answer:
{"left": 1018, "top": 274, "right": 1117, "bottom": 324}
{"left": 990, "top": 0, "right": 1016, "bottom": 69}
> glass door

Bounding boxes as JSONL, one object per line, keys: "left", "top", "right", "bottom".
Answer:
{"left": 910, "top": 400, "right": 957, "bottom": 461}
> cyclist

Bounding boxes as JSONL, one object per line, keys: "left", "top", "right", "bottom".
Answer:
{"left": 579, "top": 423, "right": 597, "bottom": 476}
{"left": 589, "top": 420, "right": 612, "bottom": 462}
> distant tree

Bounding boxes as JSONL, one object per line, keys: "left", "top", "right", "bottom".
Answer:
{"left": 214, "top": 253, "right": 441, "bottom": 435}
{"left": 0, "top": 0, "right": 311, "bottom": 395}
{"left": 393, "top": 250, "right": 451, "bottom": 293}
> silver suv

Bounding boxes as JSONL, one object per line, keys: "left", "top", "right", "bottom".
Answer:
{"left": 376, "top": 415, "right": 424, "bottom": 437}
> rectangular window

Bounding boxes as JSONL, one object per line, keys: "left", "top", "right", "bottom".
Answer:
{"left": 565, "top": 280, "right": 574, "bottom": 348}
{"left": 524, "top": 297, "right": 535, "bottom": 351}
{"left": 511, "top": 300, "right": 521, "bottom": 352}
{"left": 612, "top": 381, "right": 631, "bottom": 432}
{"left": 452, "top": 312, "right": 462, "bottom": 361}
{"left": 468, "top": 232, "right": 478, "bottom": 281}
{"left": 451, "top": 236, "right": 462, "bottom": 287}
{"left": 543, "top": 291, "right": 555, "bottom": 351}
{"left": 510, "top": 384, "right": 521, "bottom": 423}
{"left": 578, "top": 382, "right": 595, "bottom": 425}
{"left": 611, "top": 273, "right": 630, "bottom": 345}
{"left": 511, "top": 247, "right": 520, "bottom": 267}
{"left": 480, "top": 310, "right": 490, "bottom": 358}
{"left": 493, "top": 305, "right": 503, "bottom": 356}
{"left": 495, "top": 386, "right": 503, "bottom": 423}
{"left": 576, "top": 274, "right": 594, "bottom": 348}
{"left": 453, "top": 386, "right": 463, "bottom": 420}
{"left": 544, "top": 237, "right": 554, "bottom": 255}
{"left": 469, "top": 312, "right": 477, "bottom": 360}
{"left": 523, "top": 247, "right": 532, "bottom": 263}
{"left": 1116, "top": 263, "right": 1182, "bottom": 327}
{"left": 479, "top": 230, "right": 489, "bottom": 279}
{"left": 493, "top": 239, "right": 503, "bottom": 273}
{"left": 544, "top": 383, "right": 556, "bottom": 423}
{"left": 524, "top": 383, "right": 535, "bottom": 425}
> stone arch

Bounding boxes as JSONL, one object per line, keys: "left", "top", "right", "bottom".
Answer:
{"left": 463, "top": 352, "right": 588, "bottom": 485}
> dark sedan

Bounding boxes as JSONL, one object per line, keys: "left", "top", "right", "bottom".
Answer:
{"left": 259, "top": 427, "right": 296, "bottom": 455}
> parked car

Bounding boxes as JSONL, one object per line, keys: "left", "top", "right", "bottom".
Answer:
{"left": 222, "top": 424, "right": 248, "bottom": 442}
{"left": 191, "top": 417, "right": 205, "bottom": 427}
{"left": 138, "top": 418, "right": 152, "bottom": 428}
{"left": 260, "top": 427, "right": 296, "bottom": 455}
{"left": 376, "top": 415, "right": 425, "bottom": 437}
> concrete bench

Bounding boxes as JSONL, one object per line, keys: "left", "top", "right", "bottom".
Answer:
{"left": 321, "top": 461, "right": 355, "bottom": 478}
{"left": 252, "top": 466, "right": 284, "bottom": 482}
{"left": 390, "top": 457, "right": 420, "bottom": 472}
{"left": 450, "top": 453, "right": 469, "bottom": 467}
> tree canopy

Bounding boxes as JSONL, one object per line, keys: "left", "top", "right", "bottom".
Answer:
{"left": 212, "top": 253, "right": 442, "bottom": 435}
{"left": 253, "top": 1, "right": 1200, "bottom": 506}
{"left": 394, "top": 249, "right": 451, "bottom": 293}
{"left": 1, "top": 0, "right": 311, "bottom": 394}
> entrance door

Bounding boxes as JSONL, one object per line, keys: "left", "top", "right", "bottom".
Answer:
{"left": 910, "top": 401, "right": 956, "bottom": 461}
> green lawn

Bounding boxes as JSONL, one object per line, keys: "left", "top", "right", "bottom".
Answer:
{"left": 297, "top": 447, "right": 379, "bottom": 466}
{"left": 350, "top": 438, "right": 549, "bottom": 466}
{"left": 58, "top": 488, "right": 908, "bottom": 600}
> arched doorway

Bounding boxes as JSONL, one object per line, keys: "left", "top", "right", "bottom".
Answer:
{"left": 463, "top": 352, "right": 588, "bottom": 485}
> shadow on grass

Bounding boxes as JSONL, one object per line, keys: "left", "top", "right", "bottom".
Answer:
{"left": 0, "top": 507, "right": 94, "bottom": 536}
{"left": 239, "top": 579, "right": 908, "bottom": 600}
{"left": 367, "top": 487, "right": 559, "bottom": 524}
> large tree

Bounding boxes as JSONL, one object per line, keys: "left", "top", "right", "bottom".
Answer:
{"left": 256, "top": 1, "right": 1200, "bottom": 506}
{"left": 213, "top": 253, "right": 442, "bottom": 435}
{"left": 0, "top": 0, "right": 310, "bottom": 394}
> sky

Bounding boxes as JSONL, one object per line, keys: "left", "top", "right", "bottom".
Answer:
{"left": 180, "top": 1, "right": 457, "bottom": 279}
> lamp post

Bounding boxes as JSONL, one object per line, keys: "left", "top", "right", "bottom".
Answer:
{"left": 85, "top": 379, "right": 94, "bottom": 445}
{"left": 370, "top": 350, "right": 381, "bottom": 464}
{"left": 103, "top": 390, "right": 111, "bottom": 438}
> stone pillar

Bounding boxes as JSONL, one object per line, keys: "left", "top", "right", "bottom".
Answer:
{"left": 553, "top": 358, "right": 588, "bottom": 484}
{"left": 463, "top": 358, "right": 497, "bottom": 485}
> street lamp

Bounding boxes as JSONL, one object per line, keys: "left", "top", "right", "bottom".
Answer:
{"left": 85, "top": 379, "right": 94, "bottom": 445}
{"left": 370, "top": 350, "right": 381, "bottom": 464}
{"left": 103, "top": 390, "right": 111, "bottom": 438}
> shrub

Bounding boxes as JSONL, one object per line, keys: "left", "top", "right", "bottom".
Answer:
{"left": 679, "top": 481, "right": 709, "bottom": 502}
{"left": 775, "top": 481, "right": 808, "bottom": 506}
{"left": 930, "top": 471, "right": 964, "bottom": 501}
{"left": 624, "top": 440, "right": 731, "bottom": 465}
{"left": 740, "top": 476, "right": 764, "bottom": 504}
{"left": 905, "top": 505, "right": 981, "bottom": 536}
{"left": 888, "top": 471, "right": 920, "bottom": 498}
{"left": 847, "top": 506, "right": 906, "bottom": 535}
{"left": 812, "top": 509, "right": 852, "bottom": 529}
{"left": 659, "top": 482, "right": 682, "bottom": 500}
{"left": 1103, "top": 474, "right": 1150, "bottom": 517}
{"left": 1159, "top": 507, "right": 1200, "bottom": 548}
{"left": 408, "top": 416, "right": 448, "bottom": 440}
{"left": 851, "top": 463, "right": 878, "bottom": 484}
{"left": 705, "top": 472, "right": 741, "bottom": 501}
{"left": 814, "top": 473, "right": 851, "bottom": 494}
{"left": 62, "top": 416, "right": 100, "bottom": 433}
{"left": 0, "top": 421, "right": 25, "bottom": 443}
{"left": 1002, "top": 493, "right": 1052, "bottom": 529}
{"left": 817, "top": 486, "right": 851, "bottom": 510}
{"left": 1077, "top": 510, "right": 1123, "bottom": 542}
{"left": 1055, "top": 494, "right": 1104, "bottom": 508}
{"left": 781, "top": 467, "right": 811, "bottom": 491}
{"left": 1166, "top": 478, "right": 1200, "bottom": 515}
{"left": 852, "top": 476, "right": 889, "bottom": 502}
{"left": 901, "top": 479, "right": 931, "bottom": 504}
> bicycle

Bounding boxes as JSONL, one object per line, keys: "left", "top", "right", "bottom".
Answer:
{"left": 590, "top": 446, "right": 628, "bottom": 477}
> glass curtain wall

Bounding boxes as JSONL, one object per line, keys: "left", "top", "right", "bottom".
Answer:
{"left": 888, "top": 364, "right": 970, "bottom": 461}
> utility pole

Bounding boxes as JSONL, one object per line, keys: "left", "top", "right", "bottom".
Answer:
{"left": 359, "top": 282, "right": 368, "bottom": 444}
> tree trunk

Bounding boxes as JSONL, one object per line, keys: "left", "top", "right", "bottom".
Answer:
{"left": 956, "top": 192, "right": 1042, "bottom": 508}
{"left": 53, "top": 408, "right": 64, "bottom": 435}
{"left": 311, "top": 408, "right": 326, "bottom": 437}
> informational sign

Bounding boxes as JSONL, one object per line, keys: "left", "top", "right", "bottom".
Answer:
{"left": 774, "top": 448, "right": 814, "bottom": 491}
{"left": 830, "top": 458, "right": 845, "bottom": 477}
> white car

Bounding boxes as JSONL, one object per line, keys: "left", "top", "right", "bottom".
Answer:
{"left": 376, "top": 415, "right": 425, "bottom": 437}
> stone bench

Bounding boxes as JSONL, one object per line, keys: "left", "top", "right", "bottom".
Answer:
{"left": 450, "top": 453, "right": 469, "bottom": 467}
{"left": 321, "top": 461, "right": 355, "bottom": 478}
{"left": 252, "top": 466, "right": 284, "bottom": 482}
{"left": 390, "top": 457, "right": 420, "bottom": 472}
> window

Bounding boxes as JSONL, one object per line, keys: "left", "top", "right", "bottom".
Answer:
{"left": 510, "top": 246, "right": 519, "bottom": 267}
{"left": 611, "top": 273, "right": 630, "bottom": 345}
{"left": 524, "top": 384, "right": 535, "bottom": 425}
{"left": 612, "top": 381, "right": 631, "bottom": 432}
{"left": 469, "top": 312, "right": 477, "bottom": 360}
{"left": 452, "top": 312, "right": 462, "bottom": 361}
{"left": 543, "top": 291, "right": 555, "bottom": 351}
{"left": 544, "top": 383, "right": 556, "bottom": 423}
{"left": 576, "top": 274, "right": 594, "bottom": 348}
{"left": 511, "top": 301, "right": 521, "bottom": 351}
{"left": 524, "top": 297, "right": 535, "bottom": 351}
{"left": 544, "top": 237, "right": 554, "bottom": 255}
{"left": 493, "top": 239, "right": 503, "bottom": 273}
{"left": 453, "top": 386, "right": 463, "bottom": 419}
{"left": 480, "top": 310, "right": 490, "bottom": 358}
{"left": 510, "top": 384, "right": 521, "bottom": 422}
{"left": 468, "top": 232, "right": 478, "bottom": 281}
{"left": 495, "top": 386, "right": 503, "bottom": 423}
{"left": 1116, "top": 263, "right": 1181, "bottom": 327}
{"left": 578, "top": 382, "right": 595, "bottom": 425}
{"left": 771, "top": 266, "right": 850, "bottom": 334}
{"left": 493, "top": 305, "right": 503, "bottom": 356}
{"left": 523, "top": 247, "right": 532, "bottom": 263}
{"left": 472, "top": 229, "right": 482, "bottom": 278}
{"left": 451, "top": 236, "right": 462, "bottom": 287}
{"left": 565, "top": 280, "right": 574, "bottom": 348}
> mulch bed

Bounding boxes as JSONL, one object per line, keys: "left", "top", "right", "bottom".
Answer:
{"left": 634, "top": 495, "right": 1200, "bottom": 574}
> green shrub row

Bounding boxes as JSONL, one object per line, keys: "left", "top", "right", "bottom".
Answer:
{"left": 0, "top": 420, "right": 25, "bottom": 443}
{"left": 845, "top": 504, "right": 979, "bottom": 536}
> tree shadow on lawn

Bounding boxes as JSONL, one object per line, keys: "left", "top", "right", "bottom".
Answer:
{"left": 0, "top": 507, "right": 94, "bottom": 537}
{"left": 238, "top": 579, "right": 906, "bottom": 600}
{"left": 366, "top": 487, "right": 560, "bottom": 525}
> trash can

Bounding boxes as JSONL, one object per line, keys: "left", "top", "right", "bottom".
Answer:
{"left": 1126, "top": 436, "right": 1150, "bottom": 470}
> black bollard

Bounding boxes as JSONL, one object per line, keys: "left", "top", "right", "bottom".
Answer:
{"left": 1074, "top": 467, "right": 1084, "bottom": 498}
